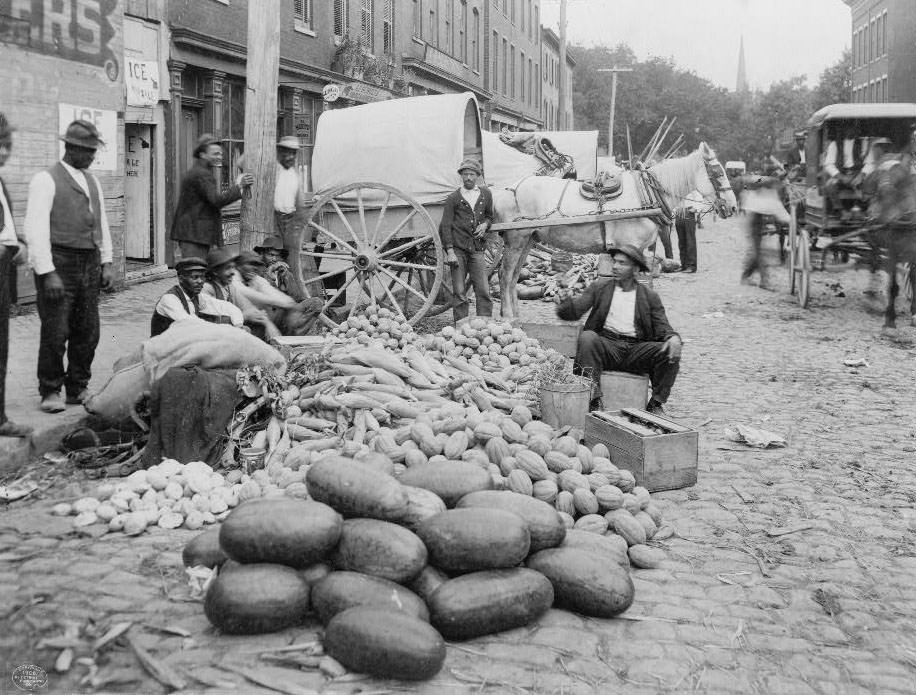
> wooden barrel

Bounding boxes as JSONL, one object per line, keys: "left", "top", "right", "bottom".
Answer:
{"left": 540, "top": 381, "right": 591, "bottom": 429}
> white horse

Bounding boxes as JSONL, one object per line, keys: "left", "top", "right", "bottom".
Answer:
{"left": 492, "top": 142, "right": 738, "bottom": 318}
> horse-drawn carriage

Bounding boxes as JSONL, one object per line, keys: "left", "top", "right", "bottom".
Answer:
{"left": 299, "top": 93, "right": 736, "bottom": 326}
{"left": 787, "top": 103, "right": 916, "bottom": 311}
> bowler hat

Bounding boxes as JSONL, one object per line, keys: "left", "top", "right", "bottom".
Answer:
{"left": 237, "top": 250, "right": 265, "bottom": 266}
{"left": 606, "top": 244, "right": 649, "bottom": 272}
{"left": 175, "top": 257, "right": 208, "bottom": 274}
{"left": 60, "top": 120, "right": 104, "bottom": 149}
{"left": 194, "top": 133, "right": 221, "bottom": 158}
{"left": 0, "top": 113, "right": 14, "bottom": 139}
{"left": 277, "top": 136, "right": 300, "bottom": 150}
{"left": 253, "top": 235, "right": 289, "bottom": 257}
{"left": 206, "top": 247, "right": 239, "bottom": 270}
{"left": 457, "top": 158, "right": 483, "bottom": 175}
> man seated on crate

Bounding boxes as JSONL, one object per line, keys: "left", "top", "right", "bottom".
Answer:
{"left": 555, "top": 244, "right": 682, "bottom": 416}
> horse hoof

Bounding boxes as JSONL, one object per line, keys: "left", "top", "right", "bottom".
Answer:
{"left": 881, "top": 325, "right": 899, "bottom": 337}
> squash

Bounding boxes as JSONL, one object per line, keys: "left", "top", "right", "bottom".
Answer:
{"left": 204, "top": 563, "right": 310, "bottom": 634}
{"left": 331, "top": 518, "right": 427, "bottom": 584}
{"left": 398, "top": 460, "right": 492, "bottom": 507}
{"left": 456, "top": 490, "right": 566, "bottom": 553}
{"left": 182, "top": 528, "right": 227, "bottom": 568}
{"left": 416, "top": 508, "right": 530, "bottom": 574}
{"left": 311, "top": 571, "right": 429, "bottom": 624}
{"left": 428, "top": 568, "right": 554, "bottom": 640}
{"left": 324, "top": 607, "right": 446, "bottom": 680}
{"left": 219, "top": 499, "right": 342, "bottom": 568}
{"left": 526, "top": 547, "right": 634, "bottom": 617}
{"left": 306, "top": 456, "right": 408, "bottom": 521}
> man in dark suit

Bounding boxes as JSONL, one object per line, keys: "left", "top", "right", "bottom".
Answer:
{"left": 170, "top": 134, "right": 253, "bottom": 259}
{"left": 0, "top": 113, "right": 31, "bottom": 436}
{"left": 556, "top": 245, "right": 682, "bottom": 415}
{"left": 439, "top": 158, "right": 494, "bottom": 323}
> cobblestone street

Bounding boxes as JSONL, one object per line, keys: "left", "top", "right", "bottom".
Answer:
{"left": 2, "top": 216, "right": 916, "bottom": 694}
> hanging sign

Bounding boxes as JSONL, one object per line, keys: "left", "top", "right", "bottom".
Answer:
{"left": 126, "top": 58, "right": 161, "bottom": 107}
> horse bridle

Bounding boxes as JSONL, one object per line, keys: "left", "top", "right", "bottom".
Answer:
{"left": 702, "top": 154, "right": 735, "bottom": 218}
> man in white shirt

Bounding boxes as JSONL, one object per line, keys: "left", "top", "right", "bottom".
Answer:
{"left": 150, "top": 257, "right": 244, "bottom": 336}
{"left": 0, "top": 113, "right": 32, "bottom": 436}
{"left": 823, "top": 127, "right": 869, "bottom": 214}
{"left": 556, "top": 245, "right": 682, "bottom": 416}
{"left": 24, "top": 120, "right": 115, "bottom": 413}
{"left": 274, "top": 136, "right": 306, "bottom": 298}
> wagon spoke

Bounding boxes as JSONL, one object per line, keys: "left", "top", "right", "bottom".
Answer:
{"left": 322, "top": 272, "right": 358, "bottom": 314}
{"left": 379, "top": 259, "right": 439, "bottom": 272}
{"left": 300, "top": 268, "right": 352, "bottom": 286}
{"left": 378, "top": 265, "right": 427, "bottom": 302}
{"left": 379, "top": 272, "right": 409, "bottom": 323}
{"left": 371, "top": 192, "right": 393, "bottom": 245}
{"left": 308, "top": 219, "right": 358, "bottom": 256}
{"left": 330, "top": 199, "right": 363, "bottom": 247}
{"left": 356, "top": 188, "right": 370, "bottom": 245}
{"left": 379, "top": 234, "right": 433, "bottom": 260}
{"left": 375, "top": 208, "right": 418, "bottom": 251}
{"left": 303, "top": 251, "right": 353, "bottom": 261}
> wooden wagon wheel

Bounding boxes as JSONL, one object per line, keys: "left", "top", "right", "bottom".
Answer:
{"left": 788, "top": 203, "right": 799, "bottom": 295}
{"left": 788, "top": 204, "right": 811, "bottom": 307}
{"left": 300, "top": 182, "right": 443, "bottom": 328}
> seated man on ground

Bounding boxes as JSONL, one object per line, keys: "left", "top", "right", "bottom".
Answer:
{"left": 202, "top": 247, "right": 280, "bottom": 341}
{"left": 255, "top": 235, "right": 305, "bottom": 301}
{"left": 150, "top": 257, "right": 244, "bottom": 336}
{"left": 555, "top": 245, "right": 682, "bottom": 416}
{"left": 235, "top": 250, "right": 325, "bottom": 336}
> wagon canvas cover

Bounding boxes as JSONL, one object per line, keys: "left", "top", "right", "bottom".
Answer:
{"left": 312, "top": 93, "right": 482, "bottom": 205}
{"left": 481, "top": 130, "right": 599, "bottom": 187}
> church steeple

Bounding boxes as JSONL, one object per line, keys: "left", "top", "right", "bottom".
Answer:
{"left": 736, "top": 34, "right": 749, "bottom": 93}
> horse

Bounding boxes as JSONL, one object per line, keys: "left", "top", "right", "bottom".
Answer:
{"left": 491, "top": 142, "right": 738, "bottom": 318}
{"left": 861, "top": 155, "right": 916, "bottom": 329}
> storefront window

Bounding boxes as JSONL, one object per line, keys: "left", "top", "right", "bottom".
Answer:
{"left": 220, "top": 78, "right": 246, "bottom": 190}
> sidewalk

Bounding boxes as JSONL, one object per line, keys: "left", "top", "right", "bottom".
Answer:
{"left": 1, "top": 276, "right": 175, "bottom": 476}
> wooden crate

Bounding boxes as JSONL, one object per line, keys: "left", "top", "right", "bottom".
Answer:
{"left": 600, "top": 371, "right": 649, "bottom": 412}
{"left": 516, "top": 320, "right": 581, "bottom": 357}
{"left": 584, "top": 408, "right": 697, "bottom": 492}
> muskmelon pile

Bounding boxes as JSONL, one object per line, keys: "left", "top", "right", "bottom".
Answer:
{"left": 328, "top": 305, "right": 418, "bottom": 350}
{"left": 422, "top": 318, "right": 552, "bottom": 370}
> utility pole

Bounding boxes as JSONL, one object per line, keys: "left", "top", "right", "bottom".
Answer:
{"left": 240, "top": 0, "right": 281, "bottom": 251}
{"left": 596, "top": 67, "right": 632, "bottom": 157}
{"left": 558, "top": 0, "right": 568, "bottom": 130}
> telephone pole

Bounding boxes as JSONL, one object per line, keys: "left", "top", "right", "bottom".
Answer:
{"left": 596, "top": 67, "right": 632, "bottom": 157}
{"left": 240, "top": 0, "right": 281, "bottom": 250}
{"left": 558, "top": 0, "right": 568, "bottom": 130}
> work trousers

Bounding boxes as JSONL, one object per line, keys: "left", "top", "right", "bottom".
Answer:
{"left": 574, "top": 329, "right": 679, "bottom": 404}
{"left": 741, "top": 212, "right": 766, "bottom": 282}
{"left": 35, "top": 247, "right": 101, "bottom": 398}
{"left": 275, "top": 211, "right": 307, "bottom": 298}
{"left": 0, "top": 248, "right": 11, "bottom": 423}
{"left": 658, "top": 224, "right": 674, "bottom": 260}
{"left": 179, "top": 240, "right": 210, "bottom": 261}
{"left": 675, "top": 215, "right": 697, "bottom": 271}
{"left": 451, "top": 246, "right": 492, "bottom": 322}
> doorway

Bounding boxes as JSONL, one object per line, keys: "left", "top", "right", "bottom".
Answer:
{"left": 124, "top": 123, "right": 155, "bottom": 267}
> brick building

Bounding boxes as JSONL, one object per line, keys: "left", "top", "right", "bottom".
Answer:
{"left": 0, "top": 0, "right": 127, "bottom": 300}
{"left": 541, "top": 26, "right": 575, "bottom": 130}
{"left": 844, "top": 0, "right": 916, "bottom": 103}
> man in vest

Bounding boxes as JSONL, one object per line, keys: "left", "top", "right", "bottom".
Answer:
{"left": 440, "top": 158, "right": 494, "bottom": 324}
{"left": 150, "top": 257, "right": 244, "bottom": 337}
{"left": 24, "top": 120, "right": 114, "bottom": 413}
{"left": 0, "top": 113, "right": 32, "bottom": 436}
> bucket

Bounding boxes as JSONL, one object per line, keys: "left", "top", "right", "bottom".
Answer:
{"left": 239, "top": 447, "right": 266, "bottom": 474}
{"left": 539, "top": 381, "right": 592, "bottom": 429}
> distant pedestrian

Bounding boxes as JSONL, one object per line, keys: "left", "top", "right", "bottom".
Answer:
{"left": 675, "top": 204, "right": 697, "bottom": 273}
{"left": 0, "top": 113, "right": 32, "bottom": 436}
{"left": 440, "top": 158, "right": 494, "bottom": 323}
{"left": 273, "top": 136, "right": 307, "bottom": 297}
{"left": 170, "top": 134, "right": 253, "bottom": 259}
{"left": 24, "top": 120, "right": 113, "bottom": 413}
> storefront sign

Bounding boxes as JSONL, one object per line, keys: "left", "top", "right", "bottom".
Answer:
{"left": 322, "top": 84, "right": 341, "bottom": 102}
{"left": 58, "top": 104, "right": 119, "bottom": 172}
{"left": 339, "top": 82, "right": 393, "bottom": 104}
{"left": 294, "top": 114, "right": 312, "bottom": 142}
{"left": 126, "top": 57, "right": 160, "bottom": 107}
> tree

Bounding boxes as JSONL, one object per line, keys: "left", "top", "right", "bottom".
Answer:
{"left": 812, "top": 49, "right": 852, "bottom": 110}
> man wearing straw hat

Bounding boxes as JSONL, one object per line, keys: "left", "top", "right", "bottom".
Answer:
{"left": 556, "top": 244, "right": 682, "bottom": 416}
{"left": 440, "top": 157, "right": 494, "bottom": 323}
{"left": 24, "top": 120, "right": 115, "bottom": 413}
{"left": 274, "top": 135, "right": 307, "bottom": 298}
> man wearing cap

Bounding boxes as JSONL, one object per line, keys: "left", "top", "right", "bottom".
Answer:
{"left": 255, "top": 235, "right": 304, "bottom": 301}
{"left": 24, "top": 120, "right": 114, "bottom": 413}
{"left": 170, "top": 134, "right": 254, "bottom": 259}
{"left": 556, "top": 245, "right": 682, "bottom": 416}
{"left": 150, "top": 257, "right": 244, "bottom": 336}
{"left": 202, "top": 247, "right": 278, "bottom": 340}
{"left": 0, "top": 113, "right": 31, "bottom": 435}
{"left": 440, "top": 158, "right": 494, "bottom": 323}
{"left": 274, "top": 136, "right": 307, "bottom": 298}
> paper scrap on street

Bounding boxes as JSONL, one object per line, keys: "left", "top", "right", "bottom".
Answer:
{"left": 724, "top": 424, "right": 787, "bottom": 449}
{"left": 702, "top": 311, "right": 725, "bottom": 319}
{"left": 0, "top": 481, "right": 39, "bottom": 501}
{"left": 843, "top": 357, "right": 870, "bottom": 367}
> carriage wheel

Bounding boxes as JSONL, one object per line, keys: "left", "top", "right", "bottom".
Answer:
{"left": 795, "top": 227, "right": 811, "bottom": 309}
{"left": 300, "top": 182, "right": 443, "bottom": 328}
{"left": 788, "top": 205, "right": 799, "bottom": 294}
